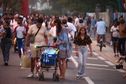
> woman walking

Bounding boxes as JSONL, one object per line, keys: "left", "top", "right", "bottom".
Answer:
{"left": 1, "top": 21, "right": 12, "bottom": 66}
{"left": 54, "top": 18, "right": 70, "bottom": 80}
{"left": 110, "top": 21, "right": 119, "bottom": 57}
{"left": 74, "top": 27, "right": 93, "bottom": 79}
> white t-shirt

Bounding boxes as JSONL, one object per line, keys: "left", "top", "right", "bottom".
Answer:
{"left": 16, "top": 26, "right": 26, "bottom": 38}
{"left": 74, "top": 17, "right": 79, "bottom": 27}
{"left": 49, "top": 26, "right": 56, "bottom": 37}
{"left": 110, "top": 26, "right": 119, "bottom": 37}
{"left": 95, "top": 21, "right": 107, "bottom": 35}
{"left": 67, "top": 22, "right": 76, "bottom": 32}
{"left": 67, "top": 22, "right": 77, "bottom": 39}
{"left": 10, "top": 19, "right": 18, "bottom": 32}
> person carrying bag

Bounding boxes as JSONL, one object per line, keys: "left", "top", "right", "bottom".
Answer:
{"left": 21, "top": 48, "right": 31, "bottom": 68}
{"left": 30, "top": 27, "right": 41, "bottom": 44}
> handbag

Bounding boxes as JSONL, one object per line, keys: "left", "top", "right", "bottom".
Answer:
{"left": 116, "top": 64, "right": 123, "bottom": 69}
{"left": 30, "top": 28, "right": 41, "bottom": 43}
{"left": 21, "top": 54, "right": 31, "bottom": 68}
{"left": 21, "top": 48, "right": 31, "bottom": 68}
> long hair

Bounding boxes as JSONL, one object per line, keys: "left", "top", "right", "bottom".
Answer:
{"left": 77, "top": 26, "right": 87, "bottom": 38}
{"left": 74, "top": 26, "right": 87, "bottom": 44}
{"left": 54, "top": 18, "right": 62, "bottom": 35}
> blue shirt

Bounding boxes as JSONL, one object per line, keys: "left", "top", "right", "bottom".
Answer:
{"left": 57, "top": 30, "right": 70, "bottom": 51}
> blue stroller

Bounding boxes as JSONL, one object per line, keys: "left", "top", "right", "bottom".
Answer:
{"left": 37, "top": 46, "right": 59, "bottom": 81}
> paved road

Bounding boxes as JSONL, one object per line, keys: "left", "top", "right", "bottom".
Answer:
{"left": 0, "top": 41, "right": 126, "bottom": 84}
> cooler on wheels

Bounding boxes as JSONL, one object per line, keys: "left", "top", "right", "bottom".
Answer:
{"left": 38, "top": 46, "right": 59, "bottom": 81}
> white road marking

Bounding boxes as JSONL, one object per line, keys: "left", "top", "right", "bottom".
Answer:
{"left": 68, "top": 56, "right": 78, "bottom": 68}
{"left": 93, "top": 52, "right": 99, "bottom": 56}
{"left": 86, "top": 63, "right": 109, "bottom": 67}
{"left": 73, "top": 56, "right": 98, "bottom": 60}
{"left": 105, "top": 61, "right": 115, "bottom": 66}
{"left": 87, "top": 66, "right": 117, "bottom": 71}
{"left": 21, "top": 67, "right": 29, "bottom": 69}
{"left": 71, "top": 56, "right": 109, "bottom": 68}
{"left": 116, "top": 69, "right": 126, "bottom": 73}
{"left": 87, "top": 57, "right": 99, "bottom": 60}
{"left": 72, "top": 52, "right": 125, "bottom": 74}
{"left": 97, "top": 56, "right": 106, "bottom": 61}
{"left": 84, "top": 77, "right": 95, "bottom": 84}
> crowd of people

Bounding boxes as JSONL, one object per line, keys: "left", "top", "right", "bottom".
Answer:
{"left": 0, "top": 12, "right": 126, "bottom": 79}
{"left": 110, "top": 15, "right": 126, "bottom": 71}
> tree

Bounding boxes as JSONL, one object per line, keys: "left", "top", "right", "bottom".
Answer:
{"left": 2, "top": 0, "right": 21, "bottom": 14}
{"left": 28, "top": 0, "right": 119, "bottom": 15}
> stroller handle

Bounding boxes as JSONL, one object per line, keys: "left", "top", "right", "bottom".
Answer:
{"left": 34, "top": 45, "right": 56, "bottom": 48}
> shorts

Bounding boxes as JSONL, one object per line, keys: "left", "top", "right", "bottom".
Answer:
{"left": 58, "top": 50, "right": 68, "bottom": 59}
{"left": 30, "top": 44, "right": 44, "bottom": 58}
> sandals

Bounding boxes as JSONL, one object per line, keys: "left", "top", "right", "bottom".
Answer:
{"left": 59, "top": 75, "right": 65, "bottom": 80}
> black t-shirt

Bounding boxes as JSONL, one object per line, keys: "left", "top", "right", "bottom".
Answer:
{"left": 74, "top": 35, "right": 92, "bottom": 46}
{"left": 4, "top": 27, "right": 12, "bottom": 38}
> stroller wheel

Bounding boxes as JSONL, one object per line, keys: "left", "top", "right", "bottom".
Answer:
{"left": 38, "top": 72, "right": 44, "bottom": 81}
{"left": 53, "top": 72, "right": 59, "bottom": 81}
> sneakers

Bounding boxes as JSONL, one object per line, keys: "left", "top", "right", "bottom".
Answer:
{"left": 20, "top": 61, "right": 22, "bottom": 66}
{"left": 20, "top": 63, "right": 22, "bottom": 66}
{"left": 27, "top": 73, "right": 39, "bottom": 78}
{"left": 34, "top": 73, "right": 39, "bottom": 78}
{"left": 76, "top": 74, "right": 86, "bottom": 79}
{"left": 4, "top": 63, "right": 8, "bottom": 66}
{"left": 59, "top": 75, "right": 65, "bottom": 80}
{"left": 27, "top": 73, "right": 34, "bottom": 78}
{"left": 4, "top": 61, "right": 8, "bottom": 66}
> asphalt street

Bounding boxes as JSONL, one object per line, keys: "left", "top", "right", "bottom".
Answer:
{"left": 0, "top": 41, "right": 126, "bottom": 84}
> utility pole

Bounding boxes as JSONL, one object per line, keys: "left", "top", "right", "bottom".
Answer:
{"left": 22, "top": 0, "right": 29, "bottom": 16}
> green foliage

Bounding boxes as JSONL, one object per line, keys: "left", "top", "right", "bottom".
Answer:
{"left": 56, "top": 0, "right": 118, "bottom": 12}
{"left": 1, "top": 0, "right": 120, "bottom": 14}
{"left": 2, "top": 0, "right": 21, "bottom": 13}
{"left": 10, "top": 0, "right": 21, "bottom": 12}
